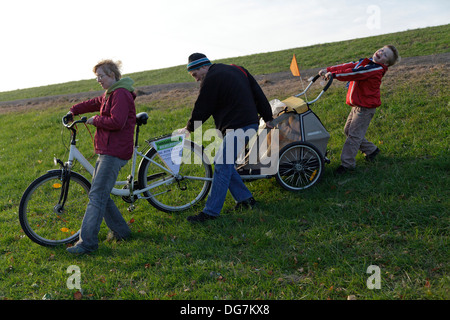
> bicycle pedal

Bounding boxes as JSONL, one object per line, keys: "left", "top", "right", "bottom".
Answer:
{"left": 127, "top": 205, "right": 136, "bottom": 212}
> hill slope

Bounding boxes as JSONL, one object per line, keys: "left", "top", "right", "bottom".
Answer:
{"left": 0, "top": 24, "right": 448, "bottom": 103}
{"left": 0, "top": 52, "right": 448, "bottom": 114}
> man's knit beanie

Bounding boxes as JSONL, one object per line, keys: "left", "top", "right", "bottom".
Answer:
{"left": 187, "top": 53, "right": 212, "bottom": 71}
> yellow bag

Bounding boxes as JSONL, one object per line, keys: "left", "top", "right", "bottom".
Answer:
{"left": 281, "top": 96, "right": 308, "bottom": 114}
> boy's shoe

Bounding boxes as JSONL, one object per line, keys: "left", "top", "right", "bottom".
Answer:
{"left": 66, "top": 245, "right": 91, "bottom": 255}
{"left": 234, "top": 197, "right": 257, "bottom": 210}
{"left": 187, "top": 211, "right": 217, "bottom": 223}
{"left": 336, "top": 165, "right": 352, "bottom": 174}
{"left": 365, "top": 148, "right": 380, "bottom": 162}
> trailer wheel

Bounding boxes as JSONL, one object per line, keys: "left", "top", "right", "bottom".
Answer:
{"left": 275, "top": 142, "right": 324, "bottom": 191}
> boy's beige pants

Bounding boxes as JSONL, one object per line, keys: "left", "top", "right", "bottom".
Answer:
{"left": 341, "top": 106, "right": 378, "bottom": 169}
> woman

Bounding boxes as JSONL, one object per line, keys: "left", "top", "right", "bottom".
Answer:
{"left": 65, "top": 60, "right": 136, "bottom": 254}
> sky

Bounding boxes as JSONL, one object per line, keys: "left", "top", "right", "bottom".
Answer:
{"left": 0, "top": 0, "right": 448, "bottom": 92}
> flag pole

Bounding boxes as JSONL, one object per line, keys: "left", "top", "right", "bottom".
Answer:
{"left": 290, "top": 54, "right": 307, "bottom": 102}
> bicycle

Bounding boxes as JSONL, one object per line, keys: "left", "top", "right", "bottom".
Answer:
{"left": 19, "top": 112, "right": 212, "bottom": 246}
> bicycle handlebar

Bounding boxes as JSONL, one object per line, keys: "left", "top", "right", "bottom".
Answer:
{"left": 62, "top": 115, "right": 87, "bottom": 129}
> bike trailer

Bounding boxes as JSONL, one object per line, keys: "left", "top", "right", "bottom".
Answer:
{"left": 237, "top": 75, "right": 333, "bottom": 190}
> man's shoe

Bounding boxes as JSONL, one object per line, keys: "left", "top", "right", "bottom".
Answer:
{"left": 336, "top": 165, "right": 352, "bottom": 174}
{"left": 187, "top": 211, "right": 217, "bottom": 223}
{"left": 365, "top": 148, "right": 380, "bottom": 162}
{"left": 66, "top": 245, "right": 91, "bottom": 255}
{"left": 234, "top": 197, "right": 257, "bottom": 210}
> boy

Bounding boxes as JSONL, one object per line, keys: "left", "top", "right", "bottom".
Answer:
{"left": 319, "top": 45, "right": 400, "bottom": 173}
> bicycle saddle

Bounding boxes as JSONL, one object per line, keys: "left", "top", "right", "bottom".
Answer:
{"left": 136, "top": 112, "right": 149, "bottom": 126}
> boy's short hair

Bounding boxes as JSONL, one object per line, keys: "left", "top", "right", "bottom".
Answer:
{"left": 93, "top": 59, "right": 122, "bottom": 80}
{"left": 386, "top": 45, "right": 400, "bottom": 66}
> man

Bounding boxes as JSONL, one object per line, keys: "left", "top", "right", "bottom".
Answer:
{"left": 179, "top": 53, "right": 273, "bottom": 222}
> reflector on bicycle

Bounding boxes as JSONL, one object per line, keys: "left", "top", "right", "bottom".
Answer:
{"left": 150, "top": 134, "right": 185, "bottom": 175}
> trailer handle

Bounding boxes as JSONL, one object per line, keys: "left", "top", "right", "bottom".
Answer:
{"left": 294, "top": 74, "right": 333, "bottom": 105}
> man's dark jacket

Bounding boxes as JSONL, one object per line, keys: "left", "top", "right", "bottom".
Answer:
{"left": 186, "top": 63, "right": 273, "bottom": 134}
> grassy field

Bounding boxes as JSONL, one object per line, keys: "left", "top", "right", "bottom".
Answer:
{"left": 0, "top": 25, "right": 448, "bottom": 304}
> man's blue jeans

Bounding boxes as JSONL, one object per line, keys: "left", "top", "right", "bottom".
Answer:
{"left": 76, "top": 155, "right": 131, "bottom": 251}
{"left": 203, "top": 124, "right": 258, "bottom": 217}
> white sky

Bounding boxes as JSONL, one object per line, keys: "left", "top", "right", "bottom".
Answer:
{"left": 0, "top": 0, "right": 448, "bottom": 92}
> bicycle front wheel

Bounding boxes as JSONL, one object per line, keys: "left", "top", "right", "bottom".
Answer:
{"left": 138, "top": 140, "right": 212, "bottom": 213}
{"left": 19, "top": 170, "right": 90, "bottom": 246}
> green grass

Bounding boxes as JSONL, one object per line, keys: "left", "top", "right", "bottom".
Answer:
{"left": 0, "top": 25, "right": 449, "bottom": 302}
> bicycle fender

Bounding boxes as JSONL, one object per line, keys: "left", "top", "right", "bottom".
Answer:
{"left": 46, "top": 169, "right": 91, "bottom": 189}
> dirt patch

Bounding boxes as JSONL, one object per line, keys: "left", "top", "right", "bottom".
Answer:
{"left": 0, "top": 53, "right": 448, "bottom": 114}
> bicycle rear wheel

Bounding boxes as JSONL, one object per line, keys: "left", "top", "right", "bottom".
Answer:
{"left": 19, "top": 170, "right": 90, "bottom": 246}
{"left": 138, "top": 140, "right": 212, "bottom": 212}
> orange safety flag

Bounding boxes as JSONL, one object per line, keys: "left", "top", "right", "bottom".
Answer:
{"left": 290, "top": 54, "right": 301, "bottom": 77}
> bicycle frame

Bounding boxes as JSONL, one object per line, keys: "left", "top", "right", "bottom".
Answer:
{"left": 60, "top": 118, "right": 182, "bottom": 202}
{"left": 68, "top": 143, "right": 182, "bottom": 199}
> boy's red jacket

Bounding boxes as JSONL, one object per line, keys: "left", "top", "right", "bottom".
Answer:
{"left": 327, "top": 58, "right": 388, "bottom": 108}
{"left": 70, "top": 84, "right": 136, "bottom": 160}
